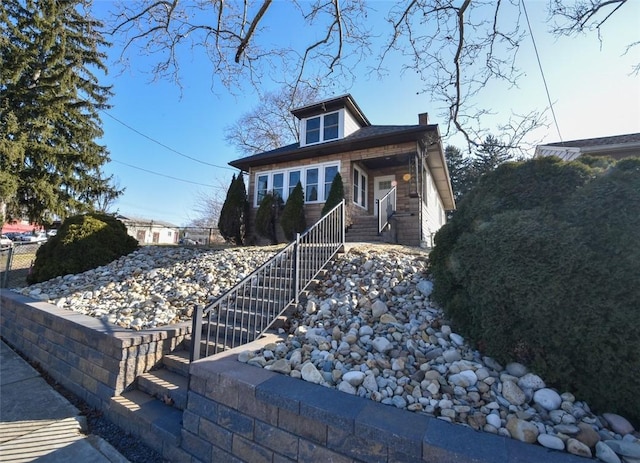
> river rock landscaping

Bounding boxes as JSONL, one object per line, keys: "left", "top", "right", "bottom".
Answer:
{"left": 13, "top": 244, "right": 639, "bottom": 462}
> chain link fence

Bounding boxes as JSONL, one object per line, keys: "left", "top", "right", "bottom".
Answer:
{"left": 180, "top": 227, "right": 225, "bottom": 246}
{"left": 1, "top": 242, "right": 42, "bottom": 289}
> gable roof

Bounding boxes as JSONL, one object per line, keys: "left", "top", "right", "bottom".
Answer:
{"left": 117, "top": 214, "right": 179, "bottom": 229}
{"left": 229, "top": 123, "right": 440, "bottom": 171}
{"left": 536, "top": 133, "right": 640, "bottom": 160}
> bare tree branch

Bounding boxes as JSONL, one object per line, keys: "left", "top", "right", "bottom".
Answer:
{"left": 235, "top": 0, "right": 272, "bottom": 63}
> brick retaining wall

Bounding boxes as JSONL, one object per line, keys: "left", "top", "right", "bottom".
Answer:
{"left": 0, "top": 290, "right": 190, "bottom": 409}
{"left": 1, "top": 290, "right": 590, "bottom": 463}
{"left": 183, "top": 353, "right": 588, "bottom": 463}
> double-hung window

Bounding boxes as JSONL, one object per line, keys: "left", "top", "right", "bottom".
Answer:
{"left": 305, "top": 168, "right": 319, "bottom": 202}
{"left": 272, "top": 173, "right": 284, "bottom": 199}
{"left": 304, "top": 111, "right": 340, "bottom": 145}
{"left": 256, "top": 174, "right": 269, "bottom": 204}
{"left": 288, "top": 171, "right": 301, "bottom": 196}
{"left": 324, "top": 165, "right": 338, "bottom": 200}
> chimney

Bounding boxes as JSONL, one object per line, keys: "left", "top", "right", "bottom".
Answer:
{"left": 418, "top": 112, "right": 429, "bottom": 125}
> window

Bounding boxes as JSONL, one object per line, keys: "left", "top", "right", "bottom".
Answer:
{"left": 323, "top": 112, "right": 339, "bottom": 141}
{"left": 324, "top": 165, "right": 338, "bottom": 200}
{"left": 303, "top": 111, "right": 340, "bottom": 145}
{"left": 306, "top": 168, "right": 319, "bottom": 202}
{"left": 273, "top": 173, "right": 284, "bottom": 199}
{"left": 257, "top": 174, "right": 268, "bottom": 204}
{"left": 306, "top": 117, "right": 320, "bottom": 144}
{"left": 254, "top": 162, "right": 339, "bottom": 206}
{"left": 288, "top": 170, "right": 301, "bottom": 196}
{"left": 378, "top": 180, "right": 392, "bottom": 190}
{"left": 353, "top": 166, "right": 367, "bottom": 208}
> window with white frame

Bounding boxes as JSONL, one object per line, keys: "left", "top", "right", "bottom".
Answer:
{"left": 305, "top": 168, "right": 319, "bottom": 202}
{"left": 257, "top": 174, "right": 268, "bottom": 204}
{"left": 253, "top": 162, "right": 340, "bottom": 207}
{"left": 303, "top": 111, "right": 340, "bottom": 146}
{"left": 353, "top": 166, "right": 367, "bottom": 209}
{"left": 288, "top": 170, "right": 301, "bottom": 196}
{"left": 323, "top": 165, "right": 338, "bottom": 200}
{"left": 273, "top": 172, "right": 284, "bottom": 199}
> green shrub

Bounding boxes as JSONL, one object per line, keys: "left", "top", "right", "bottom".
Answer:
{"left": 28, "top": 213, "right": 139, "bottom": 284}
{"left": 280, "top": 182, "right": 306, "bottom": 241}
{"left": 255, "top": 192, "right": 282, "bottom": 244}
{"left": 321, "top": 172, "right": 344, "bottom": 216}
{"left": 218, "top": 174, "right": 248, "bottom": 245}
{"left": 430, "top": 157, "right": 640, "bottom": 425}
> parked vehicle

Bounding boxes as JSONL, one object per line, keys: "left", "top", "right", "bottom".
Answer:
{"left": 1, "top": 234, "right": 13, "bottom": 249}
{"left": 19, "top": 232, "right": 47, "bottom": 243}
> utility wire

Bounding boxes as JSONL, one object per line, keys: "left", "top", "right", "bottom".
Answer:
{"left": 102, "top": 111, "right": 236, "bottom": 170}
{"left": 111, "top": 159, "right": 226, "bottom": 189}
{"left": 522, "top": 0, "right": 563, "bottom": 142}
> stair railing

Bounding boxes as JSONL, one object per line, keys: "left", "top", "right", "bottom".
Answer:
{"left": 377, "top": 186, "right": 397, "bottom": 234}
{"left": 190, "top": 200, "right": 345, "bottom": 362}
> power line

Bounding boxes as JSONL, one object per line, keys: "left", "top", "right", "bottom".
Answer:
{"left": 111, "top": 159, "right": 226, "bottom": 189}
{"left": 522, "top": 0, "right": 563, "bottom": 142}
{"left": 102, "top": 111, "right": 236, "bottom": 170}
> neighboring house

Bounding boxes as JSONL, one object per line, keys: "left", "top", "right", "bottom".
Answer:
{"left": 229, "top": 94, "right": 456, "bottom": 247}
{"left": 535, "top": 133, "right": 640, "bottom": 161}
{"left": 117, "top": 215, "right": 179, "bottom": 245}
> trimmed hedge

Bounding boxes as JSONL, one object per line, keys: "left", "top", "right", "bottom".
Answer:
{"left": 28, "top": 213, "right": 139, "bottom": 284}
{"left": 430, "top": 156, "right": 640, "bottom": 425}
{"left": 321, "top": 172, "right": 344, "bottom": 216}
{"left": 255, "top": 193, "right": 282, "bottom": 244}
{"left": 280, "top": 182, "right": 306, "bottom": 241}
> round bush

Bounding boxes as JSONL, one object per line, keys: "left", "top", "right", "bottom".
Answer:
{"left": 28, "top": 213, "right": 139, "bottom": 284}
{"left": 430, "top": 157, "right": 640, "bottom": 425}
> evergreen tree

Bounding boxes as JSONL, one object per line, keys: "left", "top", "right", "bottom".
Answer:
{"left": 218, "top": 174, "right": 248, "bottom": 244}
{"left": 255, "top": 192, "right": 282, "bottom": 244}
{"left": 321, "top": 172, "right": 344, "bottom": 216}
{"left": 444, "top": 145, "right": 471, "bottom": 202}
{"left": 0, "top": 0, "right": 120, "bottom": 225}
{"left": 280, "top": 182, "right": 306, "bottom": 241}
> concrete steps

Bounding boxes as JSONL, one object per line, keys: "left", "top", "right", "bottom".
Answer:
{"left": 105, "top": 349, "right": 192, "bottom": 461}
{"left": 346, "top": 215, "right": 384, "bottom": 242}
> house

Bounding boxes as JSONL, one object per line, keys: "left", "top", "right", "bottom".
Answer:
{"left": 229, "top": 94, "right": 456, "bottom": 247}
{"left": 535, "top": 133, "right": 640, "bottom": 161}
{"left": 117, "top": 215, "right": 179, "bottom": 245}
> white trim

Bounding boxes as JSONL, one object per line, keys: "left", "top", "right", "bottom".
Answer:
{"left": 300, "top": 110, "right": 343, "bottom": 146}
{"left": 253, "top": 160, "right": 341, "bottom": 207}
{"left": 352, "top": 165, "right": 368, "bottom": 210}
{"left": 373, "top": 175, "right": 395, "bottom": 217}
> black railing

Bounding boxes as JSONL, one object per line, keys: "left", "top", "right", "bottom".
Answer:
{"left": 190, "top": 200, "right": 345, "bottom": 361}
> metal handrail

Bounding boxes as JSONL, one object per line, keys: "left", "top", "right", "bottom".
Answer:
{"left": 191, "top": 200, "right": 345, "bottom": 361}
{"left": 377, "top": 186, "right": 397, "bottom": 234}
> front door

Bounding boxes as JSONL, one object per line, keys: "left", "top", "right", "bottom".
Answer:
{"left": 374, "top": 175, "right": 395, "bottom": 216}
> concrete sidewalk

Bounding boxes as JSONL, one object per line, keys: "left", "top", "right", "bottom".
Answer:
{"left": 0, "top": 340, "right": 129, "bottom": 463}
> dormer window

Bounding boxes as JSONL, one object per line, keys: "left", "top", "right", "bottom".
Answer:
{"left": 304, "top": 111, "right": 340, "bottom": 145}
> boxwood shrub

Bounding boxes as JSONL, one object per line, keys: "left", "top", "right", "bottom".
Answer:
{"left": 28, "top": 213, "right": 139, "bottom": 284}
{"left": 430, "top": 156, "right": 640, "bottom": 425}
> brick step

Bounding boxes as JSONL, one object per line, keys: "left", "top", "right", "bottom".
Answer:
{"left": 184, "top": 328, "right": 282, "bottom": 359}
{"left": 106, "top": 389, "right": 187, "bottom": 460}
{"left": 137, "top": 368, "right": 188, "bottom": 410}
{"left": 162, "top": 349, "right": 191, "bottom": 377}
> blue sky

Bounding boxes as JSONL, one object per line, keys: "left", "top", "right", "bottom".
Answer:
{"left": 92, "top": 1, "right": 640, "bottom": 226}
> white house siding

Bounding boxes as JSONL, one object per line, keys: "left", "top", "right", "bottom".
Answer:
{"left": 125, "top": 225, "right": 178, "bottom": 245}
{"left": 343, "top": 109, "right": 361, "bottom": 138}
{"left": 420, "top": 168, "right": 446, "bottom": 247}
